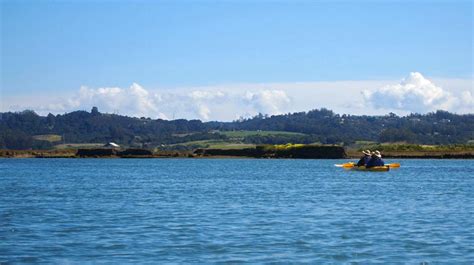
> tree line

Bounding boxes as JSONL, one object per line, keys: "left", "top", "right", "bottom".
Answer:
{"left": 0, "top": 107, "right": 473, "bottom": 149}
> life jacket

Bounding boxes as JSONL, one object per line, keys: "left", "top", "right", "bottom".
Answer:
{"left": 366, "top": 157, "right": 385, "bottom": 168}
{"left": 356, "top": 155, "right": 371, "bottom": 167}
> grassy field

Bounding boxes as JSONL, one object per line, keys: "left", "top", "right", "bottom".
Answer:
{"left": 219, "top": 130, "right": 306, "bottom": 138}
{"left": 162, "top": 130, "right": 307, "bottom": 150}
{"left": 33, "top": 134, "right": 62, "bottom": 142}
{"left": 54, "top": 143, "right": 104, "bottom": 149}
{"left": 206, "top": 143, "right": 255, "bottom": 149}
{"left": 166, "top": 139, "right": 255, "bottom": 150}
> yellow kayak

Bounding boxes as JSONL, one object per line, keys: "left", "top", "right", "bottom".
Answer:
{"left": 335, "top": 162, "right": 400, "bottom": 169}
{"left": 349, "top": 165, "right": 390, "bottom": 172}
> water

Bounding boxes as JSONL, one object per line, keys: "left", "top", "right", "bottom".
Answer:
{"left": 1, "top": 158, "right": 473, "bottom": 263}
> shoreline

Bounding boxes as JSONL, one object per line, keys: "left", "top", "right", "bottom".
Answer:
{"left": 1, "top": 149, "right": 473, "bottom": 159}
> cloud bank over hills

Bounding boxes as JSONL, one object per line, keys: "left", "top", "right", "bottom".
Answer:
{"left": 15, "top": 84, "right": 292, "bottom": 121}
{"left": 3, "top": 73, "right": 472, "bottom": 120}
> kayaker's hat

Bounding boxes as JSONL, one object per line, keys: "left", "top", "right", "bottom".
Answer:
{"left": 362, "top": 150, "right": 371, "bottom": 156}
{"left": 374, "top": 150, "right": 382, "bottom": 158}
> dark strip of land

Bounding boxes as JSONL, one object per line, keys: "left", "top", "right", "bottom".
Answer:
{"left": 1, "top": 145, "right": 473, "bottom": 159}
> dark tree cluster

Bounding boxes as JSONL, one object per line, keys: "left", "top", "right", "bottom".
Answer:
{"left": 227, "top": 109, "right": 473, "bottom": 145}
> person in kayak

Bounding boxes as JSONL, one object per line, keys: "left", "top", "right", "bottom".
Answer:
{"left": 356, "top": 150, "right": 372, "bottom": 167}
{"left": 366, "top": 150, "right": 385, "bottom": 168}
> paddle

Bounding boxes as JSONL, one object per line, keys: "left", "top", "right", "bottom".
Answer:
{"left": 387, "top": 163, "right": 400, "bottom": 168}
{"left": 334, "top": 162, "right": 355, "bottom": 168}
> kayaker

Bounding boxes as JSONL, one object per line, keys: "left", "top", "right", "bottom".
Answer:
{"left": 356, "top": 150, "right": 372, "bottom": 167}
{"left": 366, "top": 150, "right": 385, "bottom": 168}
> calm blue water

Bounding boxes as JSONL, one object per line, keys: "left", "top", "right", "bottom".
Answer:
{"left": 1, "top": 158, "right": 473, "bottom": 263}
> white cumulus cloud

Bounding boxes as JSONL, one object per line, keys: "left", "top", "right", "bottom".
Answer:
{"left": 188, "top": 90, "right": 226, "bottom": 120}
{"left": 363, "top": 72, "right": 464, "bottom": 113}
{"left": 244, "top": 90, "right": 291, "bottom": 115}
{"left": 17, "top": 84, "right": 292, "bottom": 121}
{"left": 70, "top": 83, "right": 165, "bottom": 118}
{"left": 461, "top": 90, "right": 474, "bottom": 106}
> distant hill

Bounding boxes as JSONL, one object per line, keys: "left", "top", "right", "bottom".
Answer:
{"left": 0, "top": 107, "right": 473, "bottom": 150}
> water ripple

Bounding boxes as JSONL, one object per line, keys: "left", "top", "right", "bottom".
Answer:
{"left": 1, "top": 158, "right": 473, "bottom": 263}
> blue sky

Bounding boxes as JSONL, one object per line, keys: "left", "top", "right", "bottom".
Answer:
{"left": 1, "top": 1, "right": 473, "bottom": 119}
